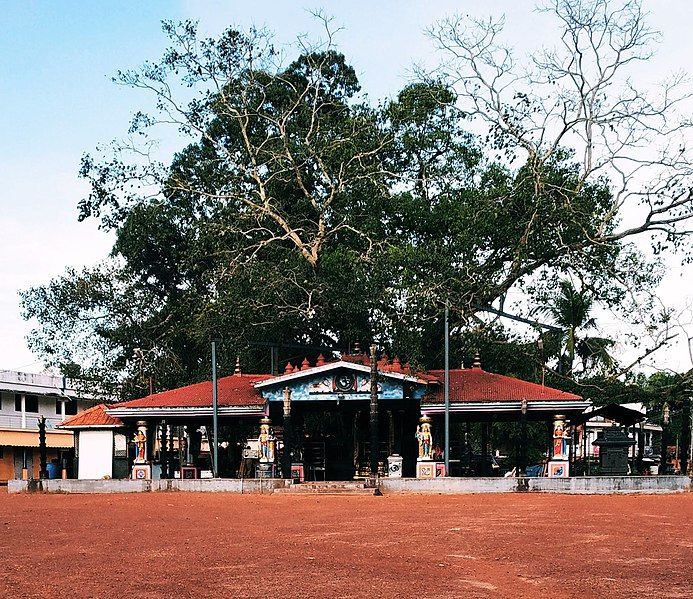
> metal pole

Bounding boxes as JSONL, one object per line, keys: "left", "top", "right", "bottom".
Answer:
{"left": 520, "top": 400, "right": 528, "bottom": 476}
{"left": 681, "top": 397, "right": 691, "bottom": 476}
{"left": 211, "top": 340, "right": 219, "bottom": 477}
{"left": 369, "top": 344, "right": 379, "bottom": 484}
{"left": 444, "top": 303, "right": 450, "bottom": 475}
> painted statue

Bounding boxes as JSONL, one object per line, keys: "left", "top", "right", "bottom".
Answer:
{"left": 258, "top": 417, "right": 276, "bottom": 463}
{"left": 553, "top": 417, "right": 568, "bottom": 459}
{"left": 416, "top": 415, "right": 433, "bottom": 461}
{"left": 134, "top": 428, "right": 147, "bottom": 463}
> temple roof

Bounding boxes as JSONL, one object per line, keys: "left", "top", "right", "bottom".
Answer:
{"left": 58, "top": 403, "right": 123, "bottom": 429}
{"left": 103, "top": 357, "right": 583, "bottom": 413}
{"left": 425, "top": 368, "right": 582, "bottom": 403}
{"left": 111, "top": 373, "right": 272, "bottom": 409}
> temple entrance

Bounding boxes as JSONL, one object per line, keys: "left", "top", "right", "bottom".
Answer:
{"left": 269, "top": 401, "right": 414, "bottom": 481}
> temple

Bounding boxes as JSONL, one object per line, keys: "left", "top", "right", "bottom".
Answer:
{"left": 61, "top": 351, "right": 589, "bottom": 481}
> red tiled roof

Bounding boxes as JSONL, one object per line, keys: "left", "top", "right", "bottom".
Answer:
{"left": 111, "top": 373, "right": 273, "bottom": 409}
{"left": 58, "top": 404, "right": 123, "bottom": 428}
{"left": 425, "top": 368, "right": 581, "bottom": 403}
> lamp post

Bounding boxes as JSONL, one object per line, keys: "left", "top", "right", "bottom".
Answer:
{"left": 211, "top": 340, "right": 219, "bottom": 477}
{"left": 369, "top": 344, "right": 379, "bottom": 485}
{"left": 444, "top": 303, "right": 450, "bottom": 475}
{"left": 537, "top": 338, "right": 545, "bottom": 387}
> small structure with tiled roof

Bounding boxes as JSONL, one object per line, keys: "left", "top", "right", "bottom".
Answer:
{"left": 59, "top": 403, "right": 124, "bottom": 429}
{"left": 58, "top": 404, "right": 126, "bottom": 480}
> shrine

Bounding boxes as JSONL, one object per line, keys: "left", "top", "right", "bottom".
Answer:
{"left": 102, "top": 350, "right": 589, "bottom": 481}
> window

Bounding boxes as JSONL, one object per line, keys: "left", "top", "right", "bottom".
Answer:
{"left": 24, "top": 396, "right": 39, "bottom": 413}
{"left": 56, "top": 399, "right": 78, "bottom": 415}
{"left": 15, "top": 394, "right": 21, "bottom": 411}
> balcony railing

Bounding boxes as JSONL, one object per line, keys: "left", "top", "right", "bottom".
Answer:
{"left": 0, "top": 413, "right": 65, "bottom": 430}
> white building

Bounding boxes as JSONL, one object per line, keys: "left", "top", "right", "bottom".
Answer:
{"left": 0, "top": 370, "right": 97, "bottom": 480}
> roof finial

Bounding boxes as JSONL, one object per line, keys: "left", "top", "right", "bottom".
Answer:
{"left": 316, "top": 353, "right": 326, "bottom": 367}
{"left": 472, "top": 351, "right": 482, "bottom": 369}
{"left": 353, "top": 340, "right": 361, "bottom": 355}
{"left": 234, "top": 356, "right": 242, "bottom": 376}
{"left": 301, "top": 357, "right": 310, "bottom": 371}
{"left": 284, "top": 361, "right": 293, "bottom": 375}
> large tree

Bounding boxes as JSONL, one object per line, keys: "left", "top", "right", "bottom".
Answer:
{"left": 21, "top": 2, "right": 693, "bottom": 397}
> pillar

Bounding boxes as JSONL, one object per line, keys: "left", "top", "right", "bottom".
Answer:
{"left": 160, "top": 422, "right": 168, "bottom": 479}
{"left": 519, "top": 400, "right": 528, "bottom": 476}
{"left": 637, "top": 422, "right": 645, "bottom": 475}
{"left": 481, "top": 421, "right": 489, "bottom": 476}
{"left": 681, "top": 398, "right": 691, "bottom": 475}
{"left": 282, "top": 387, "right": 292, "bottom": 479}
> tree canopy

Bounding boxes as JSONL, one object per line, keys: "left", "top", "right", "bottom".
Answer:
{"left": 20, "top": 2, "right": 693, "bottom": 398}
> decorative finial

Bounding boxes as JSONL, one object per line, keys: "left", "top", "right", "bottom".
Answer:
{"left": 472, "top": 351, "right": 481, "bottom": 369}
{"left": 284, "top": 361, "right": 293, "bottom": 375}
{"left": 234, "top": 356, "right": 241, "bottom": 376}
{"left": 353, "top": 340, "right": 361, "bottom": 354}
{"left": 316, "top": 353, "right": 326, "bottom": 367}
{"left": 301, "top": 357, "right": 310, "bottom": 371}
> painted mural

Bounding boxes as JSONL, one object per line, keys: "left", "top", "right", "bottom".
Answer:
{"left": 259, "top": 367, "right": 427, "bottom": 403}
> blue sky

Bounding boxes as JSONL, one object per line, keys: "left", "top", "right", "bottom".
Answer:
{"left": 1, "top": 1, "right": 692, "bottom": 372}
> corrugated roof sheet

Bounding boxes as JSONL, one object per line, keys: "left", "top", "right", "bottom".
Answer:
{"left": 58, "top": 404, "right": 123, "bottom": 429}
{"left": 111, "top": 374, "right": 273, "bottom": 409}
{"left": 425, "top": 368, "right": 581, "bottom": 403}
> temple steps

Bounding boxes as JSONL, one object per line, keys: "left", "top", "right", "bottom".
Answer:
{"left": 273, "top": 481, "right": 379, "bottom": 495}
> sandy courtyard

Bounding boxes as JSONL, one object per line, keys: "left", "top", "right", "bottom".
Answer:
{"left": 1, "top": 490, "right": 691, "bottom": 598}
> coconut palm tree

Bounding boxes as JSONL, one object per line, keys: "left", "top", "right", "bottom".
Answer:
{"left": 542, "top": 280, "right": 614, "bottom": 377}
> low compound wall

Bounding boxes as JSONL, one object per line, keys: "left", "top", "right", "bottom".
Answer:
{"left": 380, "top": 475, "right": 692, "bottom": 495}
{"left": 7, "top": 478, "right": 288, "bottom": 494}
{"left": 7, "top": 475, "right": 692, "bottom": 495}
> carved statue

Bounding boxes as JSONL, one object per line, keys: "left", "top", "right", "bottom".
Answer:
{"left": 553, "top": 417, "right": 568, "bottom": 459}
{"left": 134, "top": 428, "right": 147, "bottom": 463}
{"left": 258, "top": 417, "right": 276, "bottom": 463}
{"left": 416, "top": 415, "right": 433, "bottom": 461}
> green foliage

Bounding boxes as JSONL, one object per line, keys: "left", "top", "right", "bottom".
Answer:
{"left": 19, "top": 18, "right": 680, "bottom": 397}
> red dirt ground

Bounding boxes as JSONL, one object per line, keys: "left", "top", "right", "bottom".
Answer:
{"left": 1, "top": 491, "right": 691, "bottom": 599}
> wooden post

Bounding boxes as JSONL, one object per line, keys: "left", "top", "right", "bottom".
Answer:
{"left": 637, "top": 422, "right": 645, "bottom": 475}
{"left": 160, "top": 422, "right": 168, "bottom": 479}
{"left": 481, "top": 422, "right": 489, "bottom": 476}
